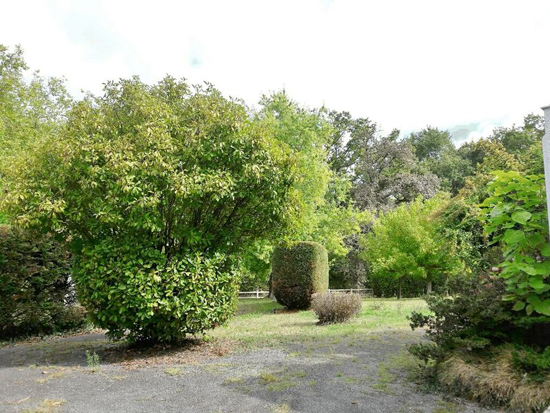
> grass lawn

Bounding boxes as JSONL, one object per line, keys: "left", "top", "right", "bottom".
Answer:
{"left": 211, "top": 297, "right": 428, "bottom": 349}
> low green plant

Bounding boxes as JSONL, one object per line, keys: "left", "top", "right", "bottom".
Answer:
{"left": 85, "top": 350, "right": 99, "bottom": 368}
{"left": 511, "top": 346, "right": 550, "bottom": 382}
{"left": 408, "top": 271, "right": 550, "bottom": 411}
{"left": 408, "top": 273, "right": 514, "bottom": 362}
{"left": 164, "top": 367, "right": 183, "bottom": 376}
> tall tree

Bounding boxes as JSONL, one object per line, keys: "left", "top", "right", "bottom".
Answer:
{"left": 408, "top": 127, "right": 471, "bottom": 193}
{"left": 0, "top": 44, "right": 72, "bottom": 161}
{"left": 488, "top": 114, "right": 544, "bottom": 175}
{"left": 351, "top": 128, "right": 440, "bottom": 211}
{"left": 361, "top": 196, "right": 461, "bottom": 297}
{"left": 0, "top": 45, "right": 72, "bottom": 223}
{"left": 489, "top": 114, "right": 544, "bottom": 156}
{"left": 240, "top": 94, "right": 368, "bottom": 290}
{"left": 328, "top": 111, "right": 441, "bottom": 211}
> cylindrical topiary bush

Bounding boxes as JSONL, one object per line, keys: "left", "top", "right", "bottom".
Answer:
{"left": 272, "top": 241, "right": 329, "bottom": 310}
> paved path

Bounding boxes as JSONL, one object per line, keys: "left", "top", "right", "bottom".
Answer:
{"left": 0, "top": 330, "right": 497, "bottom": 413}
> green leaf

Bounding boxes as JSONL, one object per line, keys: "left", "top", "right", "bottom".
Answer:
{"left": 538, "top": 300, "right": 550, "bottom": 316}
{"left": 503, "top": 229, "right": 526, "bottom": 245}
{"left": 528, "top": 275, "right": 545, "bottom": 290}
{"left": 527, "top": 233, "right": 546, "bottom": 247}
{"left": 511, "top": 210, "right": 532, "bottom": 225}
{"left": 512, "top": 301, "right": 525, "bottom": 311}
{"left": 534, "top": 261, "right": 550, "bottom": 275}
{"left": 528, "top": 296, "right": 550, "bottom": 316}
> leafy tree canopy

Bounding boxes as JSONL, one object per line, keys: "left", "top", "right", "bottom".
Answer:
{"left": 361, "top": 195, "right": 462, "bottom": 297}
{"left": 4, "top": 77, "right": 298, "bottom": 256}
{"left": 0, "top": 44, "right": 72, "bottom": 164}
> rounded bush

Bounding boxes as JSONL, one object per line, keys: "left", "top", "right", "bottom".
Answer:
{"left": 272, "top": 241, "right": 329, "bottom": 310}
{"left": 73, "top": 240, "right": 239, "bottom": 342}
{"left": 311, "top": 292, "right": 362, "bottom": 324}
{"left": 0, "top": 225, "right": 86, "bottom": 339}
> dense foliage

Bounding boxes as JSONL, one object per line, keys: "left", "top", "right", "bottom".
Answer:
{"left": 74, "top": 241, "right": 238, "bottom": 342}
{"left": 0, "top": 225, "right": 86, "bottom": 339}
{"left": 408, "top": 165, "right": 550, "bottom": 412}
{"left": 409, "top": 272, "right": 550, "bottom": 411}
{"left": 240, "top": 95, "right": 368, "bottom": 290}
{"left": 362, "top": 196, "right": 461, "bottom": 297}
{"left": 409, "top": 274, "right": 514, "bottom": 358}
{"left": 3, "top": 76, "right": 299, "bottom": 342}
{"left": 311, "top": 292, "right": 362, "bottom": 324}
{"left": 4, "top": 47, "right": 550, "bottom": 409}
{"left": 0, "top": 45, "right": 71, "bottom": 183}
{"left": 272, "top": 241, "right": 329, "bottom": 310}
{"left": 480, "top": 171, "right": 550, "bottom": 316}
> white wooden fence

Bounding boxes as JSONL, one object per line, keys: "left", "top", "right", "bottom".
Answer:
{"left": 238, "top": 290, "right": 270, "bottom": 299}
{"left": 238, "top": 288, "right": 373, "bottom": 299}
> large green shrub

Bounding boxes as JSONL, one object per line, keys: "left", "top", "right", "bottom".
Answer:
{"left": 2, "top": 77, "right": 298, "bottom": 342}
{"left": 408, "top": 273, "right": 550, "bottom": 412}
{"left": 409, "top": 271, "right": 550, "bottom": 368}
{"left": 409, "top": 273, "right": 515, "bottom": 357}
{"left": 74, "top": 240, "right": 238, "bottom": 342}
{"left": 0, "top": 225, "right": 86, "bottom": 339}
{"left": 272, "top": 241, "right": 329, "bottom": 310}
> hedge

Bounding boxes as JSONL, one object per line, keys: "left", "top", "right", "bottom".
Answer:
{"left": 272, "top": 241, "right": 329, "bottom": 310}
{"left": 0, "top": 225, "right": 86, "bottom": 339}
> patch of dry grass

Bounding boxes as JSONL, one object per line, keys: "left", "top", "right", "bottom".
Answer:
{"left": 164, "top": 367, "right": 184, "bottom": 376}
{"left": 271, "top": 402, "right": 291, "bottom": 413}
{"left": 21, "top": 398, "right": 66, "bottom": 413}
{"left": 438, "top": 345, "right": 550, "bottom": 412}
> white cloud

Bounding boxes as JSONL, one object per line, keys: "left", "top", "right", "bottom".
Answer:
{"left": 2, "top": 0, "right": 549, "bottom": 140}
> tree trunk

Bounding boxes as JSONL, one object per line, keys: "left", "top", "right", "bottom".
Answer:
{"left": 398, "top": 279, "right": 402, "bottom": 300}
{"left": 268, "top": 273, "right": 275, "bottom": 299}
{"left": 426, "top": 280, "right": 432, "bottom": 295}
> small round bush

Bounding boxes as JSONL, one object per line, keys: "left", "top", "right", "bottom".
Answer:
{"left": 73, "top": 240, "right": 239, "bottom": 342}
{"left": 272, "top": 241, "right": 329, "bottom": 310}
{"left": 311, "top": 292, "right": 362, "bottom": 324}
{"left": 0, "top": 225, "right": 86, "bottom": 339}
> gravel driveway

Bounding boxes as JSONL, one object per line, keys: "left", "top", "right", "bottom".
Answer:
{"left": 0, "top": 330, "right": 497, "bottom": 413}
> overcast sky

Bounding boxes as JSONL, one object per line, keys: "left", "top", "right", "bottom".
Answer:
{"left": 2, "top": 0, "right": 549, "bottom": 143}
